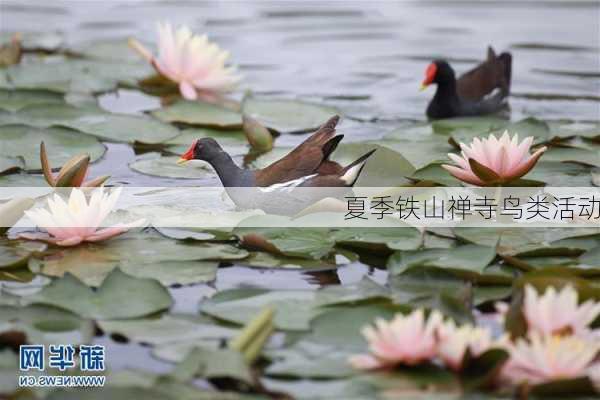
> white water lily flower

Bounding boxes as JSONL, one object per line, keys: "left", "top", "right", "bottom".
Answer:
{"left": 501, "top": 333, "right": 600, "bottom": 386}
{"left": 129, "top": 22, "right": 240, "bottom": 100}
{"left": 442, "top": 131, "right": 546, "bottom": 186}
{"left": 349, "top": 309, "right": 443, "bottom": 370}
{"left": 436, "top": 319, "right": 494, "bottom": 371}
{"left": 19, "top": 188, "right": 144, "bottom": 247}
{"left": 523, "top": 285, "right": 600, "bottom": 336}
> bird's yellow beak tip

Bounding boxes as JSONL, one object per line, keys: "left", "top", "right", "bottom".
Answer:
{"left": 176, "top": 158, "right": 188, "bottom": 165}
{"left": 419, "top": 83, "right": 428, "bottom": 92}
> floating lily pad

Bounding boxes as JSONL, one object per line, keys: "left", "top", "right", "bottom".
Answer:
{"left": 201, "top": 289, "right": 317, "bottom": 331}
{"left": 0, "top": 304, "right": 94, "bottom": 345}
{"left": 73, "top": 38, "right": 145, "bottom": 63}
{"left": 433, "top": 117, "right": 549, "bottom": 146}
{"left": 410, "top": 162, "right": 462, "bottom": 186}
{"left": 388, "top": 244, "right": 498, "bottom": 278}
{"left": 151, "top": 100, "right": 242, "bottom": 129}
{"left": 454, "top": 227, "right": 599, "bottom": 257}
{"left": 543, "top": 146, "right": 600, "bottom": 167}
{"left": 235, "top": 225, "right": 335, "bottom": 260}
{"left": 129, "top": 153, "right": 213, "bottom": 179}
{"left": 121, "top": 261, "right": 219, "bottom": 287}
{"left": 331, "top": 227, "right": 422, "bottom": 251}
{"left": 265, "top": 340, "right": 357, "bottom": 378}
{"left": 98, "top": 314, "right": 237, "bottom": 346}
{"left": 5, "top": 104, "right": 179, "bottom": 144}
{"left": 171, "top": 346, "right": 253, "bottom": 385}
{"left": 0, "top": 238, "right": 45, "bottom": 269}
{"left": 526, "top": 161, "right": 592, "bottom": 186}
{"left": 0, "top": 124, "right": 105, "bottom": 170}
{"left": 0, "top": 58, "right": 152, "bottom": 94}
{"left": 0, "top": 173, "right": 49, "bottom": 187}
{"left": 31, "top": 231, "right": 247, "bottom": 287}
{"left": 28, "top": 268, "right": 172, "bottom": 319}
{"left": 0, "top": 89, "right": 64, "bottom": 112}
{"left": 243, "top": 97, "right": 340, "bottom": 133}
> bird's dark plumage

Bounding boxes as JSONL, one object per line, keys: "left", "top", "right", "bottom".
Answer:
{"left": 178, "top": 115, "right": 375, "bottom": 189}
{"left": 423, "top": 46, "right": 512, "bottom": 119}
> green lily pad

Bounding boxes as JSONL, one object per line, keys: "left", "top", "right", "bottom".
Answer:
{"left": 388, "top": 245, "right": 497, "bottom": 276}
{"left": 0, "top": 89, "right": 64, "bottom": 112}
{"left": 241, "top": 251, "right": 341, "bottom": 269}
{"left": 433, "top": 117, "right": 549, "bottom": 146}
{"left": 0, "top": 173, "right": 48, "bottom": 187}
{"left": 309, "top": 303, "right": 400, "bottom": 349}
{"left": 526, "top": 161, "right": 592, "bottom": 186}
{"left": 98, "top": 314, "right": 237, "bottom": 346}
{"left": 334, "top": 144, "right": 416, "bottom": 187}
{"left": 0, "top": 58, "right": 152, "bottom": 94}
{"left": 0, "top": 304, "right": 94, "bottom": 345}
{"left": 410, "top": 162, "right": 462, "bottom": 186}
{"left": 5, "top": 104, "right": 179, "bottom": 144}
{"left": 265, "top": 340, "right": 357, "bottom": 378}
{"left": 27, "top": 268, "right": 172, "bottom": 319}
{"left": 151, "top": 100, "right": 242, "bottom": 129}
{"left": 31, "top": 231, "right": 247, "bottom": 287}
{"left": 543, "top": 146, "right": 600, "bottom": 167}
{"left": 243, "top": 97, "right": 340, "bottom": 133}
{"left": 0, "top": 124, "right": 105, "bottom": 170}
{"left": 202, "top": 289, "right": 317, "bottom": 331}
{"left": 331, "top": 227, "right": 423, "bottom": 251}
{"left": 129, "top": 153, "right": 213, "bottom": 179}
{"left": 171, "top": 346, "right": 253, "bottom": 384}
{"left": 235, "top": 225, "right": 335, "bottom": 260}
{"left": 454, "top": 227, "right": 600, "bottom": 257}
{"left": 390, "top": 267, "right": 474, "bottom": 306}
{"left": 73, "top": 38, "right": 145, "bottom": 63}
{"left": 121, "top": 261, "right": 219, "bottom": 287}
{"left": 0, "top": 238, "right": 45, "bottom": 269}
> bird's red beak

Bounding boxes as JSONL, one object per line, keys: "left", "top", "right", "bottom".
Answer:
{"left": 177, "top": 140, "right": 197, "bottom": 165}
{"left": 420, "top": 63, "right": 437, "bottom": 91}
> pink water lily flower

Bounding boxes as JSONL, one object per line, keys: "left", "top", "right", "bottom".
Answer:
{"left": 19, "top": 188, "right": 144, "bottom": 247}
{"left": 436, "top": 319, "right": 494, "bottom": 371}
{"left": 523, "top": 284, "right": 600, "bottom": 337}
{"left": 442, "top": 131, "right": 546, "bottom": 186}
{"left": 500, "top": 333, "right": 600, "bottom": 386}
{"left": 349, "top": 309, "right": 443, "bottom": 370}
{"left": 129, "top": 22, "right": 240, "bottom": 100}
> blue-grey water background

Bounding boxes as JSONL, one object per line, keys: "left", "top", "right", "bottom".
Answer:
{"left": 1, "top": 0, "right": 599, "bottom": 375}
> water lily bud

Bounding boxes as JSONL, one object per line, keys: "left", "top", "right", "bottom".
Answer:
{"left": 242, "top": 114, "right": 273, "bottom": 153}
{"left": 0, "top": 33, "right": 22, "bottom": 67}
{"left": 40, "top": 141, "right": 109, "bottom": 187}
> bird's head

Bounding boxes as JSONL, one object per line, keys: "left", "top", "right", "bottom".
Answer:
{"left": 177, "top": 138, "right": 223, "bottom": 164}
{"left": 420, "top": 60, "right": 455, "bottom": 90}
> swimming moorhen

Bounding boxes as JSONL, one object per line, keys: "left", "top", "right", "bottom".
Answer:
{"left": 421, "top": 46, "right": 512, "bottom": 119}
{"left": 177, "top": 115, "right": 376, "bottom": 214}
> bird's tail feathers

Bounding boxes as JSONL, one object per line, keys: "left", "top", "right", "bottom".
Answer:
{"left": 341, "top": 149, "right": 377, "bottom": 186}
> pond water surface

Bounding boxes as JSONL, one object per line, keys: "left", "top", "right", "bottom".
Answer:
{"left": 1, "top": 0, "right": 599, "bottom": 392}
